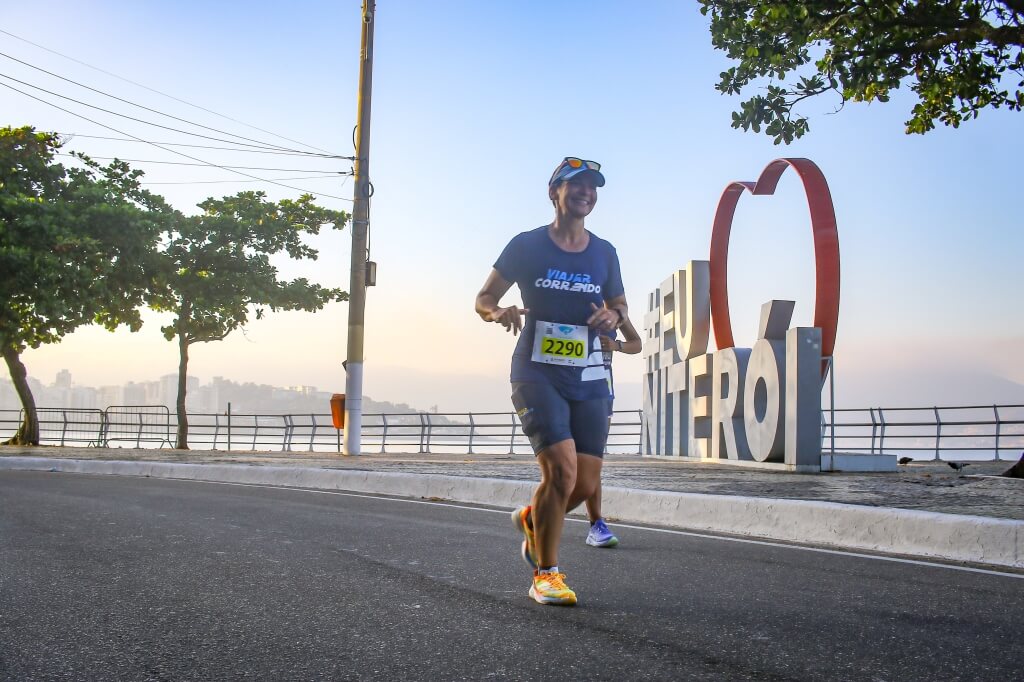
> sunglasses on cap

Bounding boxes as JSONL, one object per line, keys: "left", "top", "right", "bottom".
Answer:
{"left": 549, "top": 157, "right": 606, "bottom": 187}
{"left": 563, "top": 157, "right": 601, "bottom": 172}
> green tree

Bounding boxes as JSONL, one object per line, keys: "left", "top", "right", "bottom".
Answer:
{"left": 700, "top": 0, "right": 1024, "bottom": 143}
{"left": 148, "top": 191, "right": 348, "bottom": 449}
{"left": 0, "top": 126, "right": 166, "bottom": 445}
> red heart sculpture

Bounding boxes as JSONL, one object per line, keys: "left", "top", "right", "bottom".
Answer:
{"left": 708, "top": 158, "right": 840, "bottom": 375}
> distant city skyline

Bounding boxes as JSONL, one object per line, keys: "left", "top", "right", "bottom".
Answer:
{"left": 0, "top": 370, "right": 435, "bottom": 416}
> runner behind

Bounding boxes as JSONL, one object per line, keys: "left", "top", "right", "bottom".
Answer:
{"left": 585, "top": 315, "right": 642, "bottom": 548}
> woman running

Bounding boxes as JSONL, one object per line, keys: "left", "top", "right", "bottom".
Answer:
{"left": 475, "top": 157, "right": 627, "bottom": 606}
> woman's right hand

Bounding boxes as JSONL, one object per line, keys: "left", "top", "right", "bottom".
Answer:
{"left": 486, "top": 306, "right": 528, "bottom": 335}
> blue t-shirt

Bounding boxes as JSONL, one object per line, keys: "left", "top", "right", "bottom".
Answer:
{"left": 494, "top": 225, "right": 625, "bottom": 400}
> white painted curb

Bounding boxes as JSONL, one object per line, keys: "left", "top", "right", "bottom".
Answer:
{"left": 2, "top": 457, "right": 1020, "bottom": 570}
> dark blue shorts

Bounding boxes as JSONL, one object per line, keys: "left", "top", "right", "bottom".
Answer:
{"left": 511, "top": 382, "right": 611, "bottom": 457}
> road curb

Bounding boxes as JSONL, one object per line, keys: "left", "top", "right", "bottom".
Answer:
{"left": 2, "top": 456, "right": 1020, "bottom": 569}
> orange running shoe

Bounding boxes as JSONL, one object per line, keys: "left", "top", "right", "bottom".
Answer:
{"left": 511, "top": 505, "right": 537, "bottom": 569}
{"left": 529, "top": 571, "right": 577, "bottom": 606}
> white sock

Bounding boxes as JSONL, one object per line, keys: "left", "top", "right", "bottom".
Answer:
{"left": 538, "top": 566, "right": 560, "bottom": 575}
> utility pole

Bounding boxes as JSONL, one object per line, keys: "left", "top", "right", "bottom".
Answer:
{"left": 344, "top": 0, "right": 375, "bottom": 455}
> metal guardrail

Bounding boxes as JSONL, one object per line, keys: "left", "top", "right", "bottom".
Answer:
{"left": 821, "top": 404, "right": 1024, "bottom": 461}
{"left": 0, "top": 404, "right": 1021, "bottom": 461}
{"left": 177, "top": 409, "right": 644, "bottom": 455}
{"left": 0, "top": 406, "right": 643, "bottom": 454}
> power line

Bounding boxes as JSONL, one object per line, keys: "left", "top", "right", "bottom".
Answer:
{"left": 0, "top": 51, "right": 323, "bottom": 155}
{"left": 141, "top": 175, "right": 346, "bottom": 186}
{"left": 0, "top": 71, "right": 310, "bottom": 153}
{"left": 0, "top": 79, "right": 353, "bottom": 201}
{"left": 0, "top": 28, "right": 336, "bottom": 155}
{"left": 55, "top": 133, "right": 353, "bottom": 159}
{"left": 56, "top": 153, "right": 351, "bottom": 174}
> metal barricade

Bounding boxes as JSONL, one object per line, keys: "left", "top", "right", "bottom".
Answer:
{"left": 103, "top": 406, "right": 173, "bottom": 448}
{"left": 34, "top": 408, "right": 105, "bottom": 446}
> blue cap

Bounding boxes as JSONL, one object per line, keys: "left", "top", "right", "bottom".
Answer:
{"left": 549, "top": 158, "right": 606, "bottom": 187}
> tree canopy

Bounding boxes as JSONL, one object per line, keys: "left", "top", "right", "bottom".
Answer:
{"left": 147, "top": 191, "right": 348, "bottom": 448}
{"left": 699, "top": 0, "right": 1024, "bottom": 143}
{"left": 0, "top": 126, "right": 167, "bottom": 444}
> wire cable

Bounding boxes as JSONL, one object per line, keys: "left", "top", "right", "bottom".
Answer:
{"left": 0, "top": 79, "right": 353, "bottom": 201}
{"left": 55, "top": 153, "right": 350, "bottom": 174}
{"left": 0, "top": 28, "right": 336, "bottom": 155}
{"left": 140, "top": 175, "right": 347, "bottom": 186}
{"left": 54, "top": 133, "right": 353, "bottom": 159}
{"left": 0, "top": 71, "right": 312, "bottom": 153}
{"left": 0, "top": 51, "right": 322, "bottom": 155}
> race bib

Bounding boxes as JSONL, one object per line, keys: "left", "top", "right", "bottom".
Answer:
{"left": 531, "top": 320, "right": 589, "bottom": 367}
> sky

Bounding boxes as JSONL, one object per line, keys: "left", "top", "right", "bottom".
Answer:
{"left": 2, "top": 1, "right": 1022, "bottom": 414}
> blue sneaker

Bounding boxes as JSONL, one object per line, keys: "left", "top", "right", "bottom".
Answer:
{"left": 586, "top": 518, "right": 619, "bottom": 548}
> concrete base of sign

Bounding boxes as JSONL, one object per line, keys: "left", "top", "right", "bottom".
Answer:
{"left": 643, "top": 452, "right": 898, "bottom": 473}
{"left": 820, "top": 452, "right": 898, "bottom": 472}
{"left": 643, "top": 455, "right": 819, "bottom": 473}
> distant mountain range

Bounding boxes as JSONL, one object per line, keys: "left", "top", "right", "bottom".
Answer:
{"left": 830, "top": 367, "right": 1024, "bottom": 409}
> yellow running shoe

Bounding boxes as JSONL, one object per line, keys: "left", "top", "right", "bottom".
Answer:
{"left": 511, "top": 505, "right": 538, "bottom": 569}
{"left": 529, "top": 571, "right": 577, "bottom": 606}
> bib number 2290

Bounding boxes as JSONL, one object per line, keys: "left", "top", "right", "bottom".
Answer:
{"left": 531, "top": 321, "right": 589, "bottom": 367}
{"left": 542, "top": 337, "right": 585, "bottom": 359}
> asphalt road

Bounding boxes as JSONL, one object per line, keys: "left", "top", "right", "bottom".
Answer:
{"left": 1, "top": 471, "right": 1021, "bottom": 681}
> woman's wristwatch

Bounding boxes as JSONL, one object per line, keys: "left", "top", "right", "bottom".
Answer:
{"left": 616, "top": 339, "right": 623, "bottom": 352}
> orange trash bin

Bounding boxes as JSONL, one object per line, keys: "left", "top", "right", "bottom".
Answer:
{"left": 330, "top": 393, "right": 345, "bottom": 429}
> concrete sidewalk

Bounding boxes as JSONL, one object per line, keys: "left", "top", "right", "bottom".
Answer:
{"left": 1, "top": 446, "right": 1021, "bottom": 569}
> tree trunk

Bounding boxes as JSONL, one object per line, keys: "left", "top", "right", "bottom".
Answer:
{"left": 175, "top": 329, "right": 190, "bottom": 450}
{"left": 2, "top": 347, "right": 40, "bottom": 445}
